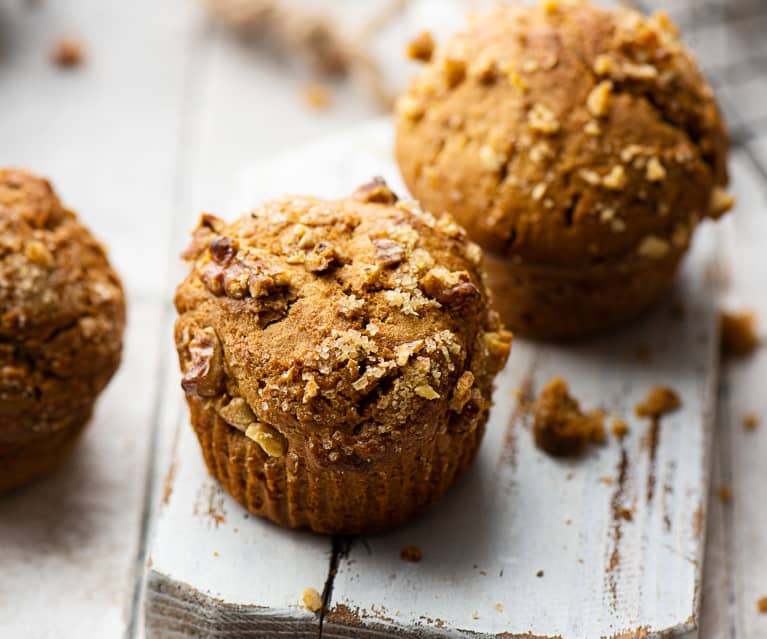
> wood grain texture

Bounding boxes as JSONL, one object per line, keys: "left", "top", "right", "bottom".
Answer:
{"left": 146, "top": 119, "right": 722, "bottom": 638}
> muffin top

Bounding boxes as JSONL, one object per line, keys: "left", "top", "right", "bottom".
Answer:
{"left": 0, "top": 169, "right": 125, "bottom": 438}
{"left": 174, "top": 180, "right": 511, "bottom": 468}
{"left": 395, "top": 0, "right": 731, "bottom": 268}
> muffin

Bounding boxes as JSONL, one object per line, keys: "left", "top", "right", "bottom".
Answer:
{"left": 0, "top": 169, "right": 125, "bottom": 493}
{"left": 395, "top": 0, "right": 732, "bottom": 339}
{"left": 174, "top": 179, "right": 511, "bottom": 534}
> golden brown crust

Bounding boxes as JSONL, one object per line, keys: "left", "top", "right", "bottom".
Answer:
{"left": 0, "top": 169, "right": 125, "bottom": 489}
{"left": 395, "top": 1, "right": 729, "bottom": 268}
{"left": 174, "top": 182, "right": 511, "bottom": 533}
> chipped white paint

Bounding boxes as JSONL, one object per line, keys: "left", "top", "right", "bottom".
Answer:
{"left": 147, "top": 119, "right": 723, "bottom": 638}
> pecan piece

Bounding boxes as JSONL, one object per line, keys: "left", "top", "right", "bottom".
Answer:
{"left": 181, "top": 327, "right": 224, "bottom": 398}
{"left": 420, "top": 267, "right": 481, "bottom": 308}
{"left": 209, "top": 236, "right": 238, "bottom": 264}
{"left": 352, "top": 178, "right": 398, "bottom": 205}
{"left": 371, "top": 237, "right": 406, "bottom": 267}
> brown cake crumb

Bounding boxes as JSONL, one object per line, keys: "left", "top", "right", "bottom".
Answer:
{"left": 758, "top": 596, "right": 767, "bottom": 613}
{"left": 51, "top": 35, "right": 85, "bottom": 67}
{"left": 536, "top": 570, "right": 544, "bottom": 578}
{"left": 717, "top": 485, "right": 733, "bottom": 503}
{"left": 533, "top": 377, "right": 606, "bottom": 457}
{"left": 406, "top": 31, "right": 435, "bottom": 63}
{"left": 618, "top": 507, "right": 634, "bottom": 522}
{"left": 635, "top": 386, "right": 681, "bottom": 419}
{"left": 303, "top": 84, "right": 332, "bottom": 111}
{"left": 302, "top": 587, "right": 323, "bottom": 612}
{"left": 400, "top": 545, "right": 423, "bottom": 563}
{"left": 743, "top": 414, "right": 760, "bottom": 432}
{"left": 720, "top": 310, "right": 760, "bottom": 356}
{"left": 611, "top": 418, "right": 629, "bottom": 440}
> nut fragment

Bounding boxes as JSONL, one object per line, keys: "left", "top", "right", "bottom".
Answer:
{"left": 302, "top": 587, "right": 323, "bottom": 612}
{"left": 181, "top": 327, "right": 224, "bottom": 398}
{"left": 246, "top": 423, "right": 288, "bottom": 457}
{"left": 646, "top": 157, "right": 667, "bottom": 182}
{"left": 709, "top": 187, "right": 735, "bottom": 219}
{"left": 449, "top": 371, "right": 475, "bottom": 412}
{"left": 587, "top": 80, "right": 612, "bottom": 117}
{"left": 602, "top": 165, "right": 627, "bottom": 190}
{"left": 637, "top": 235, "right": 670, "bottom": 259}
{"left": 372, "top": 237, "right": 406, "bottom": 267}
{"left": 217, "top": 397, "right": 256, "bottom": 430}
{"left": 352, "top": 178, "right": 398, "bottom": 204}
{"left": 304, "top": 241, "right": 338, "bottom": 273}
{"left": 415, "top": 384, "right": 440, "bottom": 400}
{"left": 443, "top": 56, "right": 467, "bottom": 87}
{"left": 420, "top": 267, "right": 481, "bottom": 308}
{"left": 528, "top": 103, "right": 560, "bottom": 134}
{"left": 25, "top": 240, "right": 53, "bottom": 266}
{"left": 406, "top": 31, "right": 435, "bottom": 63}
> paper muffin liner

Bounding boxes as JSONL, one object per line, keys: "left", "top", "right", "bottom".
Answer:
{"left": 186, "top": 396, "right": 487, "bottom": 534}
{"left": 483, "top": 249, "right": 684, "bottom": 340}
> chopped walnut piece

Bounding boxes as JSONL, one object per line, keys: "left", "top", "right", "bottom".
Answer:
{"left": 420, "top": 267, "right": 481, "bottom": 308}
{"left": 587, "top": 80, "right": 613, "bottom": 117}
{"left": 303, "top": 376, "right": 319, "bottom": 403}
{"left": 594, "top": 54, "right": 615, "bottom": 75}
{"left": 479, "top": 145, "right": 507, "bottom": 172}
{"left": 584, "top": 120, "right": 601, "bottom": 136}
{"left": 528, "top": 103, "right": 559, "bottom": 134}
{"left": 217, "top": 397, "right": 256, "bottom": 429}
{"left": 304, "top": 241, "right": 338, "bottom": 273}
{"left": 51, "top": 35, "right": 85, "bottom": 67}
{"left": 352, "top": 177, "right": 398, "bottom": 204}
{"left": 400, "top": 544, "right": 423, "bottom": 562}
{"left": 406, "top": 31, "right": 435, "bottom": 63}
{"left": 449, "top": 371, "right": 475, "bottom": 412}
{"left": 443, "top": 56, "right": 467, "bottom": 87}
{"left": 709, "top": 187, "right": 735, "bottom": 219}
{"left": 602, "top": 165, "right": 627, "bottom": 190}
{"left": 25, "top": 240, "right": 53, "bottom": 266}
{"left": 181, "top": 327, "right": 224, "bottom": 398}
{"left": 246, "top": 423, "right": 287, "bottom": 457}
{"left": 371, "top": 237, "right": 406, "bottom": 267}
{"left": 302, "top": 587, "right": 323, "bottom": 612}
{"left": 209, "top": 236, "right": 238, "bottom": 264}
{"left": 635, "top": 385, "right": 681, "bottom": 418}
{"left": 485, "top": 330, "right": 512, "bottom": 370}
{"left": 415, "top": 384, "right": 440, "bottom": 400}
{"left": 622, "top": 61, "right": 658, "bottom": 79}
{"left": 637, "top": 235, "right": 670, "bottom": 259}
{"left": 720, "top": 309, "right": 760, "bottom": 356}
{"left": 533, "top": 377, "right": 606, "bottom": 457}
{"left": 646, "top": 157, "right": 667, "bottom": 182}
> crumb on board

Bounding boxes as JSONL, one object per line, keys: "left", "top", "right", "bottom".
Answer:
{"left": 303, "top": 84, "right": 332, "bottom": 111}
{"left": 635, "top": 385, "right": 681, "bottom": 419}
{"left": 302, "top": 587, "right": 323, "bottom": 612}
{"left": 618, "top": 507, "right": 634, "bottom": 522}
{"left": 536, "top": 570, "right": 544, "bottom": 578}
{"left": 494, "top": 602, "right": 504, "bottom": 613}
{"left": 758, "top": 596, "right": 767, "bottom": 613}
{"left": 400, "top": 544, "right": 423, "bottom": 563}
{"left": 611, "top": 418, "right": 629, "bottom": 440}
{"left": 533, "top": 377, "right": 606, "bottom": 457}
{"left": 51, "top": 35, "right": 85, "bottom": 67}
{"left": 717, "top": 485, "right": 733, "bottom": 503}
{"left": 213, "top": 551, "right": 219, "bottom": 557}
{"left": 720, "top": 309, "right": 760, "bottom": 356}
{"left": 743, "top": 414, "right": 760, "bottom": 432}
{"left": 471, "top": 610, "right": 479, "bottom": 620}
{"left": 406, "top": 30, "right": 435, "bottom": 63}
{"left": 599, "top": 476, "right": 614, "bottom": 486}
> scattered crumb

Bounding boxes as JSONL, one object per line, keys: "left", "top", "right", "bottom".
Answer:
{"left": 758, "top": 596, "right": 767, "bottom": 613}
{"left": 494, "top": 602, "right": 504, "bottom": 613}
{"left": 611, "top": 418, "right": 629, "bottom": 440}
{"left": 618, "top": 507, "right": 634, "bottom": 522}
{"left": 51, "top": 35, "right": 85, "bottom": 67}
{"left": 743, "top": 414, "right": 760, "bottom": 432}
{"left": 599, "top": 476, "right": 615, "bottom": 486}
{"left": 472, "top": 610, "right": 479, "bottom": 620}
{"left": 720, "top": 310, "right": 760, "bottom": 357}
{"left": 213, "top": 551, "right": 219, "bottom": 557}
{"left": 406, "top": 30, "right": 435, "bottom": 63}
{"left": 400, "top": 545, "right": 423, "bottom": 563}
{"left": 533, "top": 377, "right": 606, "bottom": 457}
{"left": 536, "top": 570, "right": 544, "bottom": 578}
{"left": 146, "top": 556, "right": 153, "bottom": 568}
{"left": 303, "top": 84, "right": 332, "bottom": 111}
{"left": 478, "top": 569, "right": 487, "bottom": 576}
{"left": 565, "top": 518, "right": 572, "bottom": 525}
{"left": 717, "top": 485, "right": 733, "bottom": 503}
{"left": 635, "top": 386, "right": 681, "bottom": 419}
{"left": 302, "top": 587, "right": 323, "bottom": 612}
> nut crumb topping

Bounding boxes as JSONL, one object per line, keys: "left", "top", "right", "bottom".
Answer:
{"left": 646, "top": 157, "right": 667, "bottom": 182}
{"left": 587, "top": 80, "right": 613, "bottom": 117}
{"left": 637, "top": 235, "right": 670, "bottom": 259}
{"left": 528, "top": 103, "right": 560, "bottom": 134}
{"left": 602, "top": 165, "right": 627, "bottom": 190}
{"left": 407, "top": 31, "right": 435, "bottom": 63}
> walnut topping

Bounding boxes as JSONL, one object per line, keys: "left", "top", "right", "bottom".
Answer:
{"left": 531, "top": 183, "right": 547, "bottom": 201}
{"left": 371, "top": 237, "right": 406, "bottom": 267}
{"left": 25, "top": 240, "right": 53, "bottom": 266}
{"left": 528, "top": 104, "right": 559, "bottom": 134}
{"left": 620, "top": 145, "right": 644, "bottom": 163}
{"left": 304, "top": 241, "right": 338, "bottom": 272}
{"left": 443, "top": 56, "right": 467, "bottom": 87}
{"left": 217, "top": 397, "right": 255, "bottom": 430}
{"left": 479, "top": 145, "right": 507, "bottom": 172}
{"left": 246, "top": 423, "right": 287, "bottom": 457}
{"left": 637, "top": 235, "right": 670, "bottom": 258}
{"left": 395, "top": 340, "right": 424, "bottom": 367}
{"left": 406, "top": 30, "right": 435, "bottom": 63}
{"left": 209, "top": 236, "right": 238, "bottom": 263}
{"left": 415, "top": 384, "right": 440, "bottom": 400}
{"left": 420, "top": 267, "right": 481, "bottom": 308}
{"left": 594, "top": 54, "right": 615, "bottom": 75}
{"left": 484, "top": 330, "right": 513, "bottom": 371}
{"left": 622, "top": 61, "right": 658, "bottom": 79}
{"left": 352, "top": 178, "right": 398, "bottom": 204}
{"left": 449, "top": 371, "right": 475, "bottom": 412}
{"left": 709, "top": 187, "right": 735, "bottom": 219}
{"left": 646, "top": 157, "right": 667, "bottom": 181}
{"left": 464, "top": 241, "right": 483, "bottom": 266}
{"left": 587, "top": 80, "right": 613, "bottom": 117}
{"left": 181, "top": 327, "right": 224, "bottom": 398}
{"left": 396, "top": 95, "right": 425, "bottom": 121}
{"left": 579, "top": 169, "right": 602, "bottom": 185}
{"left": 602, "top": 165, "right": 627, "bottom": 190}
{"left": 303, "top": 375, "right": 319, "bottom": 403}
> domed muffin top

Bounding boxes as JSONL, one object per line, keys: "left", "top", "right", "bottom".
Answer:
{"left": 395, "top": 0, "right": 731, "bottom": 267}
{"left": 174, "top": 180, "right": 511, "bottom": 466}
{"left": 0, "top": 169, "right": 125, "bottom": 437}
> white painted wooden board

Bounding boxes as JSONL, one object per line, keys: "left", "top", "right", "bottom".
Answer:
{"left": 145, "top": 119, "right": 722, "bottom": 638}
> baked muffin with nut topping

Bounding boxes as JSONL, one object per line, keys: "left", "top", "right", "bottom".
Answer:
{"left": 0, "top": 169, "right": 125, "bottom": 493}
{"left": 395, "top": 0, "right": 732, "bottom": 339}
{"left": 174, "top": 179, "right": 511, "bottom": 533}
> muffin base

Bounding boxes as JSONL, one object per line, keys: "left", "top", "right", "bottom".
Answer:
{"left": 0, "top": 410, "right": 91, "bottom": 495}
{"left": 484, "top": 251, "right": 683, "bottom": 340}
{"left": 187, "top": 397, "right": 486, "bottom": 535}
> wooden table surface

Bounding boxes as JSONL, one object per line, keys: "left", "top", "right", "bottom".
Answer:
{"left": 0, "top": 1, "right": 764, "bottom": 638}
